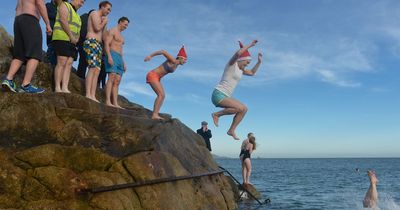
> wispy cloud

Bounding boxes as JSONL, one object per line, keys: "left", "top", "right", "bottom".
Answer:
{"left": 119, "top": 81, "right": 153, "bottom": 97}
{"left": 317, "top": 69, "right": 361, "bottom": 88}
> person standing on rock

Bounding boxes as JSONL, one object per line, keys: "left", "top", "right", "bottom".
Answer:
{"left": 1, "top": 0, "right": 52, "bottom": 93}
{"left": 211, "top": 40, "right": 262, "bottom": 140}
{"left": 144, "top": 46, "right": 187, "bottom": 120}
{"left": 76, "top": 9, "right": 95, "bottom": 79}
{"left": 239, "top": 132, "right": 254, "bottom": 158}
{"left": 45, "top": 0, "right": 66, "bottom": 67}
{"left": 103, "top": 17, "right": 129, "bottom": 108}
{"left": 197, "top": 121, "right": 212, "bottom": 151}
{"left": 240, "top": 135, "right": 256, "bottom": 185}
{"left": 84, "top": 1, "right": 112, "bottom": 102}
{"left": 52, "top": 0, "right": 85, "bottom": 93}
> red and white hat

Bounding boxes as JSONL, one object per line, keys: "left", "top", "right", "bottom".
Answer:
{"left": 237, "top": 41, "right": 252, "bottom": 62}
{"left": 177, "top": 45, "right": 187, "bottom": 60}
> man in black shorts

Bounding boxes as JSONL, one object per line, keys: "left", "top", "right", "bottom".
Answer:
{"left": 2, "top": 0, "right": 52, "bottom": 93}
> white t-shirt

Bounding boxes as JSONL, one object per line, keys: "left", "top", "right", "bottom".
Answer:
{"left": 215, "top": 62, "right": 243, "bottom": 97}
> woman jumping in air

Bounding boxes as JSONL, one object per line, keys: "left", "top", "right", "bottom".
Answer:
{"left": 211, "top": 40, "right": 262, "bottom": 140}
{"left": 144, "top": 46, "right": 187, "bottom": 120}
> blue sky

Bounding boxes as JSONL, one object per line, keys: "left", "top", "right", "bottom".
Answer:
{"left": 1, "top": 0, "right": 399, "bottom": 158}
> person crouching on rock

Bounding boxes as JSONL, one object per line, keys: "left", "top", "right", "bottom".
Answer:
{"left": 211, "top": 40, "right": 263, "bottom": 140}
{"left": 144, "top": 46, "right": 187, "bottom": 120}
{"left": 240, "top": 135, "right": 256, "bottom": 185}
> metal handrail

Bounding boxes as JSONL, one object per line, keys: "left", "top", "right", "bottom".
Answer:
{"left": 79, "top": 169, "right": 225, "bottom": 194}
{"left": 77, "top": 166, "right": 268, "bottom": 206}
{"left": 218, "top": 166, "right": 265, "bottom": 205}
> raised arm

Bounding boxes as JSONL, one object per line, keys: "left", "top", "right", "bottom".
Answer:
{"left": 144, "top": 50, "right": 176, "bottom": 63}
{"left": 243, "top": 52, "right": 263, "bottom": 76}
{"left": 36, "top": 0, "right": 52, "bottom": 35}
{"left": 228, "top": 40, "right": 258, "bottom": 65}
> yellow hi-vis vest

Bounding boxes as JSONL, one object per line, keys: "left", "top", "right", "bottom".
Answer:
{"left": 52, "top": 2, "right": 81, "bottom": 42}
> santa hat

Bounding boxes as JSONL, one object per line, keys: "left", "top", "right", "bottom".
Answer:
{"left": 177, "top": 45, "right": 187, "bottom": 60}
{"left": 237, "top": 41, "right": 252, "bottom": 62}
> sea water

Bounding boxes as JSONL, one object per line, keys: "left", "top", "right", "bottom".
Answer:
{"left": 216, "top": 158, "right": 400, "bottom": 210}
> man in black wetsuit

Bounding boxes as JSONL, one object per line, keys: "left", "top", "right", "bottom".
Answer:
{"left": 196, "top": 121, "right": 212, "bottom": 151}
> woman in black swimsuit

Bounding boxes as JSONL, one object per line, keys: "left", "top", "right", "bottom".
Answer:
{"left": 240, "top": 135, "right": 256, "bottom": 185}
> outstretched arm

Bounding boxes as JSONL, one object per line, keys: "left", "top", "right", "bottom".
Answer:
{"left": 144, "top": 50, "right": 175, "bottom": 63}
{"left": 228, "top": 40, "right": 258, "bottom": 66}
{"left": 243, "top": 52, "right": 263, "bottom": 76}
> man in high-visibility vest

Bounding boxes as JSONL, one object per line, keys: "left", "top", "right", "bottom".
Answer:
{"left": 52, "top": 0, "right": 85, "bottom": 93}
{"left": 84, "top": 1, "right": 112, "bottom": 103}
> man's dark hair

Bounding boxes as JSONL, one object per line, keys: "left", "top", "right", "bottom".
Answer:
{"left": 99, "top": 1, "right": 112, "bottom": 9}
{"left": 118, "top": 17, "right": 130, "bottom": 23}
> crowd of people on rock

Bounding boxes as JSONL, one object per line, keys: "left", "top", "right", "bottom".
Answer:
{"left": 2, "top": 0, "right": 130, "bottom": 109}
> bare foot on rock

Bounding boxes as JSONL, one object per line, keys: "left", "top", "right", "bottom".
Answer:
{"left": 152, "top": 115, "right": 165, "bottom": 121}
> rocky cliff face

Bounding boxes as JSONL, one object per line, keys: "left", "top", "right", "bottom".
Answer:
{"left": 0, "top": 25, "right": 237, "bottom": 210}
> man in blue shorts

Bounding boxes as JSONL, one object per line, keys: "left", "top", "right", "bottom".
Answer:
{"left": 103, "top": 17, "right": 129, "bottom": 108}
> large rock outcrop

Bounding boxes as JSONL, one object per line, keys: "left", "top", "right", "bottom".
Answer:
{"left": 0, "top": 25, "right": 237, "bottom": 209}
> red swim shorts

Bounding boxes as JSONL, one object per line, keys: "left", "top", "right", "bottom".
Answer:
{"left": 146, "top": 71, "right": 161, "bottom": 83}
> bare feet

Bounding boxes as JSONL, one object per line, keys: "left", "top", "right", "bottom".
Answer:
{"left": 211, "top": 113, "right": 219, "bottom": 127}
{"left": 368, "top": 170, "right": 378, "bottom": 185}
{"left": 55, "top": 89, "right": 62, "bottom": 93}
{"left": 115, "top": 104, "right": 124, "bottom": 109}
{"left": 105, "top": 102, "right": 116, "bottom": 107}
{"left": 227, "top": 131, "right": 240, "bottom": 140}
{"left": 152, "top": 115, "right": 164, "bottom": 121}
{"left": 62, "top": 89, "right": 71, "bottom": 93}
{"left": 86, "top": 96, "right": 100, "bottom": 103}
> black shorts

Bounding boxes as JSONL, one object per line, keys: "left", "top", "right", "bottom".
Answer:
{"left": 52, "top": 40, "right": 78, "bottom": 61}
{"left": 13, "top": 14, "right": 43, "bottom": 61}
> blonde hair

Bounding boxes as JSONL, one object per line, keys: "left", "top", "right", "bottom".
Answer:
{"left": 249, "top": 136, "right": 256, "bottom": 150}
